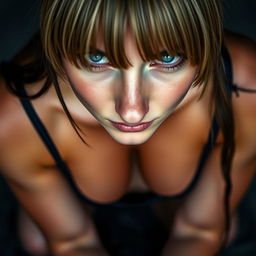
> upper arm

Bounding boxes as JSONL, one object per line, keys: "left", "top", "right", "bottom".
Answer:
{"left": 0, "top": 104, "right": 92, "bottom": 246}
{"left": 172, "top": 33, "right": 256, "bottom": 241}
{"left": 172, "top": 144, "right": 256, "bottom": 242}
{"left": 224, "top": 32, "right": 256, "bottom": 154}
{"left": 4, "top": 163, "right": 91, "bottom": 242}
{"left": 224, "top": 31, "right": 256, "bottom": 90}
{"left": 0, "top": 89, "right": 101, "bottom": 253}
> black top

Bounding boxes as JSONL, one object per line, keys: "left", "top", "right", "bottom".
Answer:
{"left": 0, "top": 47, "right": 246, "bottom": 208}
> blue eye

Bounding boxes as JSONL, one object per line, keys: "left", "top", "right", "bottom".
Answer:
{"left": 89, "top": 53, "right": 103, "bottom": 62}
{"left": 150, "top": 51, "right": 185, "bottom": 72}
{"left": 87, "top": 51, "right": 109, "bottom": 64}
{"left": 161, "top": 51, "right": 175, "bottom": 63}
{"left": 153, "top": 51, "right": 182, "bottom": 66}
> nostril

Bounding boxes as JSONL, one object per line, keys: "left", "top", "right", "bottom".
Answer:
{"left": 115, "top": 98, "right": 149, "bottom": 124}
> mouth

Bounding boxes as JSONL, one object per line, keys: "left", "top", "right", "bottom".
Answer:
{"left": 110, "top": 120, "right": 153, "bottom": 132}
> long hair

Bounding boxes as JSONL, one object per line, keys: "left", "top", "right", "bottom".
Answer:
{"left": 3, "top": 0, "right": 234, "bottom": 250}
{"left": 40, "top": 0, "right": 234, "bottom": 248}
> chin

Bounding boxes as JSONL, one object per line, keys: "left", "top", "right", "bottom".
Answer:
{"left": 107, "top": 130, "right": 155, "bottom": 145}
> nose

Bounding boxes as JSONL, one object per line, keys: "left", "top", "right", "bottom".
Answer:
{"left": 115, "top": 69, "right": 149, "bottom": 124}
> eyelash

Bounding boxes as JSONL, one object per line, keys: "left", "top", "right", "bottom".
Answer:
{"left": 150, "top": 57, "right": 185, "bottom": 72}
{"left": 88, "top": 63, "right": 110, "bottom": 71}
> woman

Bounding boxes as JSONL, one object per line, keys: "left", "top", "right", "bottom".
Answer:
{"left": 0, "top": 0, "right": 256, "bottom": 255}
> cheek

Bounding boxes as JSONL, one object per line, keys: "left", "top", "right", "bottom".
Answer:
{"left": 149, "top": 66, "right": 197, "bottom": 107}
{"left": 64, "top": 63, "right": 110, "bottom": 108}
{"left": 74, "top": 79, "right": 99, "bottom": 103}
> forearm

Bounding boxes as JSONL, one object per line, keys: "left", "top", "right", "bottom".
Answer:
{"left": 49, "top": 225, "right": 108, "bottom": 256}
{"left": 161, "top": 233, "right": 222, "bottom": 256}
{"left": 51, "top": 246, "right": 108, "bottom": 256}
{"left": 50, "top": 239, "right": 108, "bottom": 256}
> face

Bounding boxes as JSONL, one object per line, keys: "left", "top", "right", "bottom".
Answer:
{"left": 63, "top": 30, "right": 198, "bottom": 145}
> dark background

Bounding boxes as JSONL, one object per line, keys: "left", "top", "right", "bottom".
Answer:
{"left": 0, "top": 0, "right": 256, "bottom": 61}
{"left": 0, "top": 1, "right": 255, "bottom": 255}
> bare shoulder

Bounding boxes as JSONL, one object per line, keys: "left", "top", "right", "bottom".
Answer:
{"left": 224, "top": 31, "right": 256, "bottom": 90}
{"left": 0, "top": 76, "right": 58, "bottom": 181}
{"left": 224, "top": 31, "right": 256, "bottom": 157}
{"left": 0, "top": 76, "right": 21, "bottom": 142}
{"left": 0, "top": 77, "right": 35, "bottom": 167}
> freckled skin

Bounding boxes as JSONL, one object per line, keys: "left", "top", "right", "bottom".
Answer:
{"left": 63, "top": 31, "right": 198, "bottom": 145}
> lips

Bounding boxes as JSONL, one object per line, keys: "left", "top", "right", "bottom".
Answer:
{"left": 110, "top": 120, "right": 153, "bottom": 132}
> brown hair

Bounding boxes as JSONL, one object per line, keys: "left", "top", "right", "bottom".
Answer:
{"left": 40, "top": 0, "right": 234, "bottom": 248}
{"left": 2, "top": 0, "right": 233, "bottom": 250}
{"left": 41, "top": 0, "right": 223, "bottom": 88}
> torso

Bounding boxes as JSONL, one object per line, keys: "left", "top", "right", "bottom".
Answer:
{"left": 0, "top": 74, "right": 212, "bottom": 202}
{"left": 0, "top": 32, "right": 256, "bottom": 208}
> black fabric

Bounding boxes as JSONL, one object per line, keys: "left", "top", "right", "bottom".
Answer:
{"left": 93, "top": 205, "right": 169, "bottom": 256}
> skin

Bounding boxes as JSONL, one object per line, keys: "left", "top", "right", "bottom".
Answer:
{"left": 0, "top": 31, "right": 255, "bottom": 256}
{"left": 63, "top": 30, "right": 198, "bottom": 145}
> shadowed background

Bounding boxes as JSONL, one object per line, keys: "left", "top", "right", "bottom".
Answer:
{"left": 0, "top": 0, "right": 255, "bottom": 255}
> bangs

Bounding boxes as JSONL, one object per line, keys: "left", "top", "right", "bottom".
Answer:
{"left": 41, "top": 0, "right": 223, "bottom": 85}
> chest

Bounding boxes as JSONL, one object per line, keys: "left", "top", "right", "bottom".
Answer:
{"left": 0, "top": 94, "right": 217, "bottom": 202}
{"left": 64, "top": 115, "right": 216, "bottom": 201}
